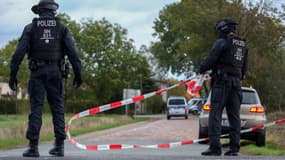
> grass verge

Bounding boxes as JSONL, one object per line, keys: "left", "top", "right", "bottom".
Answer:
{"left": 241, "top": 141, "right": 285, "bottom": 156}
{"left": 69, "top": 117, "right": 148, "bottom": 137}
{"left": 0, "top": 114, "right": 148, "bottom": 150}
{"left": 240, "top": 111, "right": 285, "bottom": 156}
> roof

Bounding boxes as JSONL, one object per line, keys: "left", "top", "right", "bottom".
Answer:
{"left": 242, "top": 86, "right": 256, "bottom": 92}
{"left": 168, "top": 96, "right": 186, "bottom": 99}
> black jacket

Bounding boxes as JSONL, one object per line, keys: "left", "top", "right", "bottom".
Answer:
{"left": 10, "top": 12, "right": 81, "bottom": 79}
{"left": 199, "top": 34, "right": 248, "bottom": 79}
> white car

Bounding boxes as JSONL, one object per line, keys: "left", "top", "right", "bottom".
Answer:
{"left": 166, "top": 96, "right": 188, "bottom": 120}
{"left": 199, "top": 87, "right": 267, "bottom": 146}
{"left": 188, "top": 98, "right": 207, "bottom": 115}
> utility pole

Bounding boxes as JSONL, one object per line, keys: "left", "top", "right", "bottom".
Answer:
{"left": 140, "top": 74, "right": 144, "bottom": 114}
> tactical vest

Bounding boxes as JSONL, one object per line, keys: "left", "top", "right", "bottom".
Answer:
{"left": 217, "top": 35, "right": 247, "bottom": 77}
{"left": 29, "top": 17, "right": 63, "bottom": 61}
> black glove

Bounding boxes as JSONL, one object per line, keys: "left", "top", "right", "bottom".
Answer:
{"left": 9, "top": 78, "right": 18, "bottom": 91}
{"left": 199, "top": 67, "right": 205, "bottom": 74}
{"left": 73, "top": 76, "right": 82, "bottom": 88}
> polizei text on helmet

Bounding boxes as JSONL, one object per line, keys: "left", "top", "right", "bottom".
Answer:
{"left": 37, "top": 20, "right": 56, "bottom": 27}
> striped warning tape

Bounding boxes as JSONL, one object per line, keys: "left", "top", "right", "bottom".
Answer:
{"left": 67, "top": 119, "right": 285, "bottom": 151}
{"left": 66, "top": 75, "right": 285, "bottom": 151}
{"left": 66, "top": 75, "right": 203, "bottom": 150}
{"left": 140, "top": 119, "right": 285, "bottom": 149}
{"left": 186, "top": 74, "right": 211, "bottom": 96}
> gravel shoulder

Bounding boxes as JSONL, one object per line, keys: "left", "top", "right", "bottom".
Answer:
{"left": 76, "top": 115, "right": 199, "bottom": 142}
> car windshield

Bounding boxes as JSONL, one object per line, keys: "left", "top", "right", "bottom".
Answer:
{"left": 242, "top": 90, "right": 258, "bottom": 104}
{"left": 188, "top": 100, "right": 198, "bottom": 106}
{"left": 197, "top": 100, "right": 204, "bottom": 106}
{"left": 169, "top": 99, "right": 185, "bottom": 105}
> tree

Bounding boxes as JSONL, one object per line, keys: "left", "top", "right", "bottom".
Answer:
{"left": 0, "top": 40, "right": 17, "bottom": 79}
{"left": 57, "top": 14, "right": 154, "bottom": 104}
{"left": 74, "top": 18, "right": 152, "bottom": 104}
{"left": 151, "top": 0, "right": 285, "bottom": 110}
{"left": 0, "top": 14, "right": 154, "bottom": 111}
{"left": 0, "top": 40, "right": 30, "bottom": 88}
{"left": 138, "top": 45, "right": 167, "bottom": 81}
{"left": 152, "top": 0, "right": 284, "bottom": 72}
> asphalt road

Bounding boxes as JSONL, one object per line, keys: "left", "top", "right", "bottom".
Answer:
{"left": 2, "top": 141, "right": 285, "bottom": 160}
{"left": 0, "top": 115, "right": 284, "bottom": 160}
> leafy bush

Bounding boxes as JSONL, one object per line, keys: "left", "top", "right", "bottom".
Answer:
{"left": 0, "top": 97, "right": 133, "bottom": 115}
{"left": 64, "top": 99, "right": 96, "bottom": 113}
{"left": 144, "top": 95, "right": 164, "bottom": 114}
{"left": 0, "top": 99, "right": 29, "bottom": 114}
{"left": 266, "top": 112, "right": 285, "bottom": 148}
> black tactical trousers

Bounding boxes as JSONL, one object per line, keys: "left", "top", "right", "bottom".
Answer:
{"left": 26, "top": 64, "right": 66, "bottom": 141}
{"left": 208, "top": 76, "right": 242, "bottom": 152}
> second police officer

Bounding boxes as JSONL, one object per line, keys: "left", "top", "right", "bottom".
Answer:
{"left": 9, "top": 0, "right": 82, "bottom": 157}
{"left": 199, "top": 19, "right": 248, "bottom": 156}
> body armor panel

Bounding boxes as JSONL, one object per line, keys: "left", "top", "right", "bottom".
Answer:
{"left": 29, "top": 18, "right": 63, "bottom": 61}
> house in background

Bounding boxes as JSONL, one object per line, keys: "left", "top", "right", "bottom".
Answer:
{"left": 156, "top": 81, "right": 168, "bottom": 103}
{"left": 0, "top": 82, "right": 25, "bottom": 99}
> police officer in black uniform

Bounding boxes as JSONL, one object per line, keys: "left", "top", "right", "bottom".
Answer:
{"left": 199, "top": 19, "right": 248, "bottom": 156}
{"left": 9, "top": 0, "right": 82, "bottom": 157}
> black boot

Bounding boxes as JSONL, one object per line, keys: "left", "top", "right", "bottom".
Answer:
{"left": 201, "top": 148, "right": 221, "bottom": 156}
{"left": 49, "top": 140, "right": 64, "bottom": 157}
{"left": 224, "top": 149, "right": 239, "bottom": 156}
{"left": 22, "top": 140, "right": 40, "bottom": 157}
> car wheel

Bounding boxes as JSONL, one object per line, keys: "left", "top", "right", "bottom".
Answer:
{"left": 198, "top": 125, "right": 208, "bottom": 144}
{"left": 197, "top": 111, "right": 201, "bottom": 115}
{"left": 256, "top": 129, "right": 266, "bottom": 147}
{"left": 167, "top": 116, "right": 171, "bottom": 120}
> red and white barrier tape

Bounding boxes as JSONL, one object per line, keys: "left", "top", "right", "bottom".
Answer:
{"left": 140, "top": 119, "right": 285, "bottom": 149}
{"left": 186, "top": 74, "right": 211, "bottom": 96}
{"left": 66, "top": 75, "right": 204, "bottom": 150}
{"left": 67, "top": 118, "right": 285, "bottom": 151}
{"left": 66, "top": 75, "right": 285, "bottom": 151}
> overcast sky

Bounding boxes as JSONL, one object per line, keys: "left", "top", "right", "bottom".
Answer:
{"left": 0, "top": 0, "right": 180, "bottom": 49}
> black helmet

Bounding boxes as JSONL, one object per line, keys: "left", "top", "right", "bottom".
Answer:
{"left": 215, "top": 19, "right": 238, "bottom": 34}
{"left": 31, "top": 0, "right": 59, "bottom": 14}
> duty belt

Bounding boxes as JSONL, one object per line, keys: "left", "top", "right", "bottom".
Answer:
{"left": 29, "top": 60, "right": 58, "bottom": 71}
{"left": 223, "top": 68, "right": 241, "bottom": 78}
{"left": 36, "top": 60, "right": 57, "bottom": 66}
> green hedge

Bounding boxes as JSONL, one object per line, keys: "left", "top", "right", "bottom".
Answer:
{"left": 144, "top": 95, "right": 164, "bottom": 114}
{"left": 0, "top": 99, "right": 30, "bottom": 114}
{"left": 65, "top": 99, "right": 126, "bottom": 115}
{"left": 64, "top": 99, "right": 96, "bottom": 113}
{"left": 0, "top": 97, "right": 163, "bottom": 115}
{"left": 0, "top": 99, "right": 97, "bottom": 114}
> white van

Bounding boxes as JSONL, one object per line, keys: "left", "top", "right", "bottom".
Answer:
{"left": 187, "top": 98, "right": 207, "bottom": 115}
{"left": 166, "top": 96, "right": 188, "bottom": 120}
